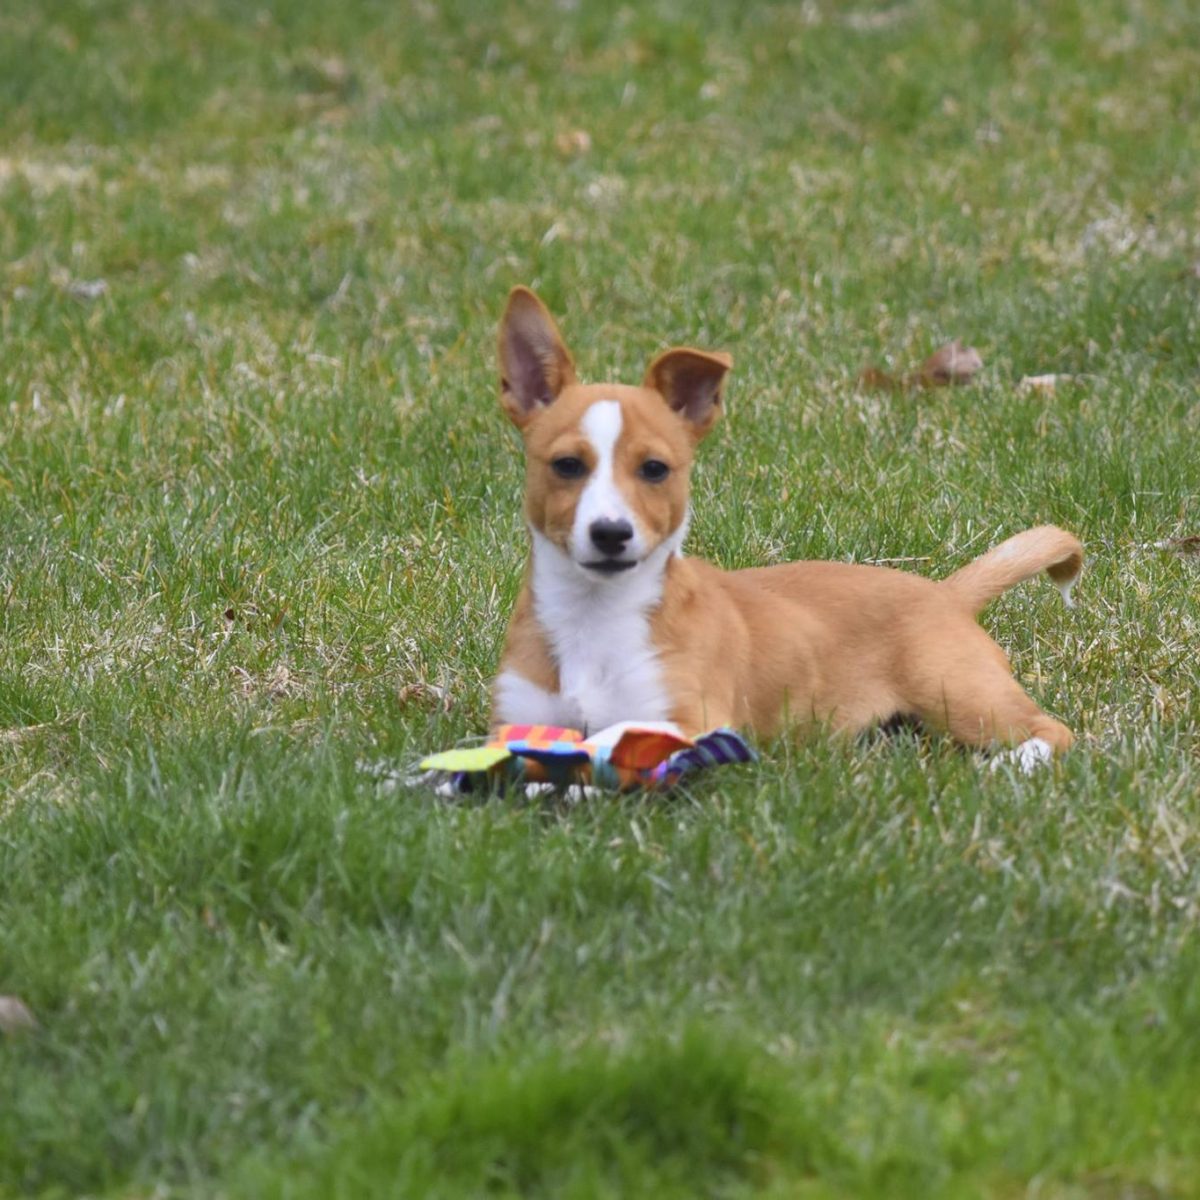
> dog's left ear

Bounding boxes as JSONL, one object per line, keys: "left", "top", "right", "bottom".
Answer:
{"left": 643, "top": 348, "right": 733, "bottom": 440}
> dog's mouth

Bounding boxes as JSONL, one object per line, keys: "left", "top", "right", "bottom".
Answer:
{"left": 581, "top": 559, "right": 638, "bottom": 575}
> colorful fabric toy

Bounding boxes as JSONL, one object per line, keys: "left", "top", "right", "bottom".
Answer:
{"left": 420, "top": 721, "right": 754, "bottom": 794}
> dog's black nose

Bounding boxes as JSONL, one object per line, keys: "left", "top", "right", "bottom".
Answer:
{"left": 589, "top": 518, "right": 634, "bottom": 557}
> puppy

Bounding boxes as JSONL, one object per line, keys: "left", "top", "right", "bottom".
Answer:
{"left": 491, "top": 287, "right": 1081, "bottom": 768}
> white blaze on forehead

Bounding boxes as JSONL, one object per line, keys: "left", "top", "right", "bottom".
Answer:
{"left": 571, "top": 399, "right": 643, "bottom": 560}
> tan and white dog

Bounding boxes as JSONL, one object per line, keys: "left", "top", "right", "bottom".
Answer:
{"left": 491, "top": 287, "right": 1082, "bottom": 771}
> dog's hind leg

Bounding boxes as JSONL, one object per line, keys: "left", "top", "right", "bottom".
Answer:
{"left": 906, "top": 631, "right": 1074, "bottom": 768}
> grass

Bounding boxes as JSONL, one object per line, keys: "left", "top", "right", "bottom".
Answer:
{"left": 2, "top": 0, "right": 1200, "bottom": 1194}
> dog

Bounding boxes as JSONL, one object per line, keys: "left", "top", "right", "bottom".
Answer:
{"left": 490, "top": 287, "right": 1082, "bottom": 771}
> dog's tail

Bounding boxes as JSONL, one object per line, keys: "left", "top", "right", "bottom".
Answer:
{"left": 941, "top": 525, "right": 1083, "bottom": 615}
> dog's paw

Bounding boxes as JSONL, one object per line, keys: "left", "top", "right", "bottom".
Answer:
{"left": 988, "top": 736, "right": 1054, "bottom": 775}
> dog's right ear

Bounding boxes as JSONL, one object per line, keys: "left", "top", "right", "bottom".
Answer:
{"left": 498, "top": 287, "right": 577, "bottom": 427}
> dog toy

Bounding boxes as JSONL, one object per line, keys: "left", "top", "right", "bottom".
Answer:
{"left": 420, "top": 721, "right": 754, "bottom": 794}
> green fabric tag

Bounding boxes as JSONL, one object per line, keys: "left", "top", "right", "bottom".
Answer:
{"left": 420, "top": 746, "right": 512, "bottom": 772}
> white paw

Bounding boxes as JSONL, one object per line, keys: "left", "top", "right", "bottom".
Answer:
{"left": 522, "top": 782, "right": 603, "bottom": 800}
{"left": 988, "top": 737, "right": 1054, "bottom": 775}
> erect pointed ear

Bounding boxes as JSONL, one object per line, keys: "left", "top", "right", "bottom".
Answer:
{"left": 643, "top": 347, "right": 733, "bottom": 440}
{"left": 498, "top": 287, "right": 577, "bottom": 427}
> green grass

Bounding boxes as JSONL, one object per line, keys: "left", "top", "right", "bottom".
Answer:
{"left": 2, "top": 0, "right": 1200, "bottom": 1195}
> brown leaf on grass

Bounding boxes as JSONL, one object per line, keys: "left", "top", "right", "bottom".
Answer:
{"left": 554, "top": 129, "right": 593, "bottom": 157}
{"left": 914, "top": 340, "right": 983, "bottom": 386}
{"left": 855, "top": 365, "right": 903, "bottom": 391}
{"left": 1156, "top": 536, "right": 1200, "bottom": 557}
{"left": 858, "top": 340, "right": 983, "bottom": 392}
{"left": 397, "top": 681, "right": 453, "bottom": 713}
{"left": 0, "top": 995, "right": 38, "bottom": 1035}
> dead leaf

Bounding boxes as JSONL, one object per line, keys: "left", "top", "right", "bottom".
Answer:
{"left": 292, "top": 52, "right": 353, "bottom": 94}
{"left": 232, "top": 663, "right": 301, "bottom": 700}
{"left": 1018, "top": 373, "right": 1096, "bottom": 394}
{"left": 313, "top": 55, "right": 350, "bottom": 88}
{"left": 845, "top": 6, "right": 909, "bottom": 31}
{"left": 223, "top": 603, "right": 261, "bottom": 625}
{"left": 67, "top": 278, "right": 108, "bottom": 301}
{"left": 1, "top": 722, "right": 52, "bottom": 745}
{"left": 1019, "top": 374, "right": 1063, "bottom": 394}
{"left": 1156, "top": 536, "right": 1200, "bottom": 557}
{"left": 858, "top": 340, "right": 983, "bottom": 392}
{"left": 0, "top": 995, "right": 38, "bottom": 1034}
{"left": 915, "top": 340, "right": 983, "bottom": 387}
{"left": 0, "top": 714, "right": 81, "bottom": 745}
{"left": 856, "top": 365, "right": 902, "bottom": 391}
{"left": 397, "top": 681, "right": 453, "bottom": 713}
{"left": 554, "top": 129, "right": 592, "bottom": 156}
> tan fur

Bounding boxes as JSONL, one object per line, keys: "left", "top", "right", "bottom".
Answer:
{"left": 642, "top": 555, "right": 1078, "bottom": 750}
{"left": 500, "top": 579, "right": 558, "bottom": 694}
{"left": 941, "top": 526, "right": 1083, "bottom": 615}
{"left": 492, "top": 288, "right": 1082, "bottom": 754}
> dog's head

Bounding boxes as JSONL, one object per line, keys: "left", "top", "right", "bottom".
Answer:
{"left": 498, "top": 287, "right": 732, "bottom": 579}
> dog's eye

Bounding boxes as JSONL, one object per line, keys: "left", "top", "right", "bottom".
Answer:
{"left": 637, "top": 459, "right": 670, "bottom": 483}
{"left": 551, "top": 456, "right": 587, "bottom": 480}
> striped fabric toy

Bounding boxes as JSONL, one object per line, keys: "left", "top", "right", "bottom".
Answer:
{"left": 420, "top": 721, "right": 755, "bottom": 794}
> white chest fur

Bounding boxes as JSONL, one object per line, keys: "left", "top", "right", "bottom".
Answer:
{"left": 494, "top": 531, "right": 676, "bottom": 733}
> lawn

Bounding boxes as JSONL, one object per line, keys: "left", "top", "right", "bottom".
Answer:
{"left": 2, "top": 0, "right": 1199, "bottom": 1195}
